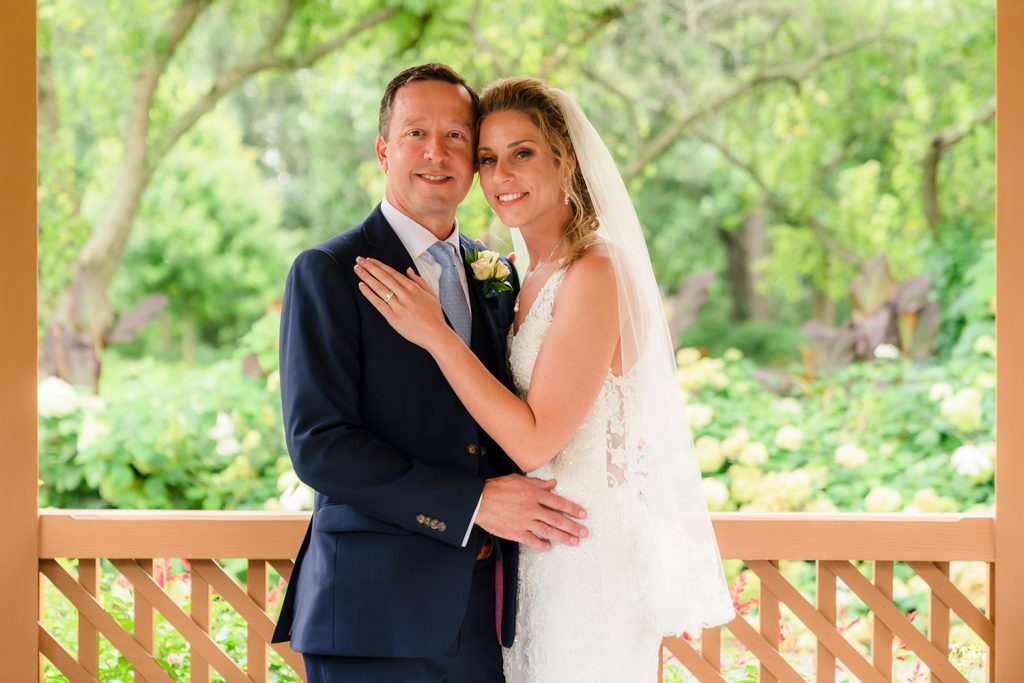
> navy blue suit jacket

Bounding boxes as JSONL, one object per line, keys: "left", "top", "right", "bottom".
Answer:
{"left": 271, "top": 205, "right": 521, "bottom": 658}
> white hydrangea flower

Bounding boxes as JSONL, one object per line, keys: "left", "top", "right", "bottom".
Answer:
{"left": 215, "top": 437, "right": 242, "bottom": 457}
{"left": 686, "top": 403, "right": 714, "bottom": 429}
{"left": 721, "top": 426, "right": 749, "bottom": 458}
{"left": 774, "top": 425, "right": 804, "bottom": 451}
{"left": 974, "top": 372, "right": 996, "bottom": 389}
{"left": 77, "top": 412, "right": 111, "bottom": 452}
{"left": 279, "top": 481, "right": 314, "bottom": 512}
{"left": 277, "top": 469, "right": 300, "bottom": 491}
{"left": 834, "top": 442, "right": 868, "bottom": 468}
{"left": 928, "top": 382, "right": 954, "bottom": 402}
{"left": 972, "top": 334, "right": 996, "bottom": 357}
{"left": 873, "top": 343, "right": 900, "bottom": 360}
{"left": 805, "top": 498, "right": 839, "bottom": 513}
{"left": 675, "top": 347, "right": 702, "bottom": 365}
{"left": 210, "top": 411, "right": 235, "bottom": 440}
{"left": 723, "top": 348, "right": 744, "bottom": 361}
{"left": 695, "top": 436, "right": 725, "bottom": 472}
{"left": 865, "top": 485, "right": 903, "bottom": 512}
{"left": 38, "top": 376, "right": 78, "bottom": 418}
{"left": 703, "top": 479, "right": 730, "bottom": 511}
{"left": 940, "top": 388, "right": 983, "bottom": 432}
{"left": 277, "top": 469, "right": 313, "bottom": 511}
{"left": 738, "top": 441, "right": 768, "bottom": 467}
{"left": 267, "top": 370, "right": 281, "bottom": 394}
{"left": 727, "top": 465, "right": 763, "bottom": 504}
{"left": 756, "top": 469, "right": 815, "bottom": 511}
{"left": 777, "top": 398, "right": 802, "bottom": 415}
{"left": 710, "top": 372, "right": 729, "bottom": 389}
{"left": 951, "top": 444, "right": 993, "bottom": 477}
{"left": 910, "top": 488, "right": 957, "bottom": 513}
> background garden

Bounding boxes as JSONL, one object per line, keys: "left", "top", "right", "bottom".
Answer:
{"left": 36, "top": 0, "right": 995, "bottom": 680}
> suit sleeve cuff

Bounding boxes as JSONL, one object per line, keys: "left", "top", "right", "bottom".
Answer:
{"left": 461, "top": 494, "right": 483, "bottom": 547}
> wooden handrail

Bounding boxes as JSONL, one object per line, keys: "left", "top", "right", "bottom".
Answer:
{"left": 37, "top": 511, "right": 997, "bottom": 681}
{"left": 37, "top": 510, "right": 995, "bottom": 560}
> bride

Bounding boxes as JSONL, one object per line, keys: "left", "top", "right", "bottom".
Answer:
{"left": 354, "top": 77, "right": 734, "bottom": 681}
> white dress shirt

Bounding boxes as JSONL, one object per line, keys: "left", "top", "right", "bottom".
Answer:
{"left": 379, "top": 198, "right": 482, "bottom": 547}
{"left": 380, "top": 198, "right": 472, "bottom": 314}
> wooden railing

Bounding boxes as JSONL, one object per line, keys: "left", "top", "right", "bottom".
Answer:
{"left": 37, "top": 511, "right": 995, "bottom": 682}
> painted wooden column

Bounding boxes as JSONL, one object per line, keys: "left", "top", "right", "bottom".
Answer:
{"left": 0, "top": 0, "right": 38, "bottom": 678}
{"left": 995, "top": 0, "right": 1024, "bottom": 679}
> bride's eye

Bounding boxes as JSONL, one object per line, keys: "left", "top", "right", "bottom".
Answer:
{"left": 479, "top": 155, "right": 496, "bottom": 166}
{"left": 514, "top": 149, "right": 533, "bottom": 160}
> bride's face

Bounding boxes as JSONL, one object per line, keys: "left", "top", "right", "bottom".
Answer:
{"left": 477, "top": 110, "right": 570, "bottom": 233}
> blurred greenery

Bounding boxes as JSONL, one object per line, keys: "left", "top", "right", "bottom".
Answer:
{"left": 37, "top": 0, "right": 995, "bottom": 514}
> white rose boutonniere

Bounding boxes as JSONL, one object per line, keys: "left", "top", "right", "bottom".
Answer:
{"left": 464, "top": 244, "right": 513, "bottom": 298}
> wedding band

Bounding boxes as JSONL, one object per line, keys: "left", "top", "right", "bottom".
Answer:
{"left": 383, "top": 290, "right": 395, "bottom": 304}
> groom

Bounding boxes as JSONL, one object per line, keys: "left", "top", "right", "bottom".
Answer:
{"left": 271, "top": 64, "right": 588, "bottom": 682}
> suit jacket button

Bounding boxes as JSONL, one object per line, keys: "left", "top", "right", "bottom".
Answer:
{"left": 429, "top": 519, "right": 440, "bottom": 530}
{"left": 439, "top": 522, "right": 447, "bottom": 532}
{"left": 467, "top": 444, "right": 479, "bottom": 456}
{"left": 480, "top": 446, "right": 488, "bottom": 456}
{"left": 416, "top": 514, "right": 426, "bottom": 525}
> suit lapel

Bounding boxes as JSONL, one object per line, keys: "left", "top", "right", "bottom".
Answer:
{"left": 363, "top": 204, "right": 418, "bottom": 276}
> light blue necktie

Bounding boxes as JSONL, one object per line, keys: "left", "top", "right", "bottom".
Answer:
{"left": 427, "top": 241, "right": 472, "bottom": 346}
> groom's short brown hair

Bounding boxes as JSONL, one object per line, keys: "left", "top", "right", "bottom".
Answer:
{"left": 378, "top": 63, "right": 480, "bottom": 139}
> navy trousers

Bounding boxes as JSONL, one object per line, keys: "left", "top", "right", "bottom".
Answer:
{"left": 302, "top": 556, "right": 504, "bottom": 682}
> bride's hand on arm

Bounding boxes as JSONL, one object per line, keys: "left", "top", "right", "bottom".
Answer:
{"left": 354, "top": 257, "right": 458, "bottom": 351}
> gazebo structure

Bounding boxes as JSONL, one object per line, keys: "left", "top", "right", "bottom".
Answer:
{"left": 2, "top": 2, "right": 1022, "bottom": 680}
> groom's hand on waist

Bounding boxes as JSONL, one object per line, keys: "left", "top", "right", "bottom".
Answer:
{"left": 475, "top": 474, "right": 588, "bottom": 551}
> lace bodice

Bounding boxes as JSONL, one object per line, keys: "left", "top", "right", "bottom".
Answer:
{"left": 508, "top": 268, "right": 650, "bottom": 493}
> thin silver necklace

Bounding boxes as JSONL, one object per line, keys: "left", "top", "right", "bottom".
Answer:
{"left": 514, "top": 237, "right": 565, "bottom": 314}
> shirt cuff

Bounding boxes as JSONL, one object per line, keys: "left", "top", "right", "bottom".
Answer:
{"left": 461, "top": 494, "right": 483, "bottom": 547}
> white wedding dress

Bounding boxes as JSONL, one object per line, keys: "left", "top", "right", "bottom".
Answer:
{"left": 502, "top": 267, "right": 729, "bottom": 682}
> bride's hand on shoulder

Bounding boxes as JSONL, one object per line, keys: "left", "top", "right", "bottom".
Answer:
{"left": 354, "top": 257, "right": 453, "bottom": 351}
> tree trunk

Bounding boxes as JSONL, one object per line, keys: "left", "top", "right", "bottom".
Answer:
{"left": 812, "top": 288, "right": 834, "bottom": 325}
{"left": 42, "top": 2, "right": 396, "bottom": 387}
{"left": 718, "top": 208, "right": 771, "bottom": 322}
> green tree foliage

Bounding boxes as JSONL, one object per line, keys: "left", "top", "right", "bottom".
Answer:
{"left": 37, "top": 0, "right": 995, "bottom": 513}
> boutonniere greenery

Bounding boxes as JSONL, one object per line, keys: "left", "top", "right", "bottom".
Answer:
{"left": 464, "top": 244, "right": 514, "bottom": 299}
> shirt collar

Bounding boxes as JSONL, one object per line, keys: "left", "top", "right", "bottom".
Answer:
{"left": 380, "top": 197, "right": 462, "bottom": 261}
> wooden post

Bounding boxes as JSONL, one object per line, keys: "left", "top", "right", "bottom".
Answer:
{"left": 996, "top": 1, "right": 1024, "bottom": 679}
{"left": 0, "top": 0, "right": 38, "bottom": 677}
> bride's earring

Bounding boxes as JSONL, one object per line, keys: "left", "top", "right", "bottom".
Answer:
{"left": 563, "top": 194, "right": 570, "bottom": 205}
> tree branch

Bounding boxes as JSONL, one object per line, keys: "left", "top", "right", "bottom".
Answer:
{"left": 149, "top": 5, "right": 396, "bottom": 167}
{"left": 539, "top": 7, "right": 626, "bottom": 78}
{"left": 622, "top": 26, "right": 887, "bottom": 181}
{"left": 921, "top": 96, "right": 995, "bottom": 237}
{"left": 76, "top": 0, "right": 208, "bottom": 280}
{"left": 695, "top": 129, "right": 859, "bottom": 266}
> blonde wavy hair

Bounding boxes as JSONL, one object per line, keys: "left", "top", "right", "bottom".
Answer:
{"left": 478, "top": 77, "right": 600, "bottom": 267}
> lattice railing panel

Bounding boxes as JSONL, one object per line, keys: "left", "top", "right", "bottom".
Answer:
{"left": 39, "top": 557, "right": 303, "bottom": 682}
{"left": 35, "top": 509, "right": 996, "bottom": 682}
{"left": 661, "top": 559, "right": 993, "bottom": 683}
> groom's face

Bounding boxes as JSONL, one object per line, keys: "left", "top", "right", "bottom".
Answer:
{"left": 375, "top": 80, "right": 476, "bottom": 232}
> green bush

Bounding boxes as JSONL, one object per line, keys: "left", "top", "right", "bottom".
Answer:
{"left": 680, "top": 342, "right": 995, "bottom": 514}
{"left": 38, "top": 352, "right": 290, "bottom": 510}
